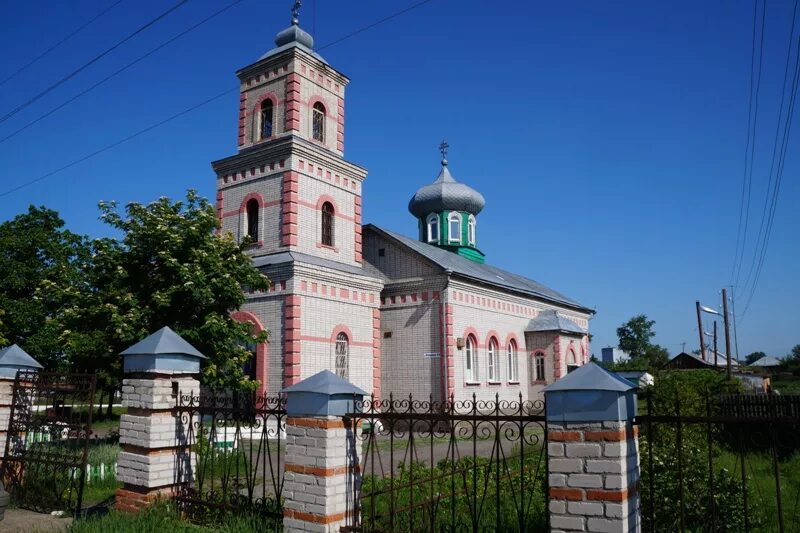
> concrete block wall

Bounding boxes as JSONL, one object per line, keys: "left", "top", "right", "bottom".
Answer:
{"left": 548, "top": 421, "right": 640, "bottom": 532}
{"left": 283, "top": 417, "right": 359, "bottom": 532}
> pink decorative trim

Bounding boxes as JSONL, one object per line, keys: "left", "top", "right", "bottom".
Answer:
{"left": 531, "top": 350, "right": 546, "bottom": 385}
{"left": 231, "top": 310, "right": 268, "bottom": 397}
{"left": 284, "top": 295, "right": 302, "bottom": 386}
{"left": 240, "top": 191, "right": 266, "bottom": 212}
{"left": 505, "top": 332, "right": 521, "bottom": 351}
{"left": 284, "top": 74, "right": 301, "bottom": 132}
{"left": 372, "top": 309, "right": 381, "bottom": 399}
{"left": 553, "top": 335, "right": 562, "bottom": 380}
{"left": 485, "top": 331, "right": 501, "bottom": 350}
{"left": 238, "top": 92, "right": 247, "bottom": 146}
{"left": 281, "top": 171, "right": 299, "bottom": 247}
{"left": 215, "top": 190, "right": 224, "bottom": 228}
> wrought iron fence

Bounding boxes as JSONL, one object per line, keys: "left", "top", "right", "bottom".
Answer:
{"left": 636, "top": 392, "right": 800, "bottom": 533}
{"left": 172, "top": 391, "right": 286, "bottom": 527}
{"left": 343, "top": 393, "right": 548, "bottom": 533}
{"left": 1, "top": 370, "right": 96, "bottom": 515}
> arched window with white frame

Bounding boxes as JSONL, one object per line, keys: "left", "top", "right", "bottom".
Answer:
{"left": 465, "top": 335, "right": 478, "bottom": 383}
{"left": 507, "top": 339, "right": 518, "bottom": 382}
{"left": 426, "top": 213, "right": 439, "bottom": 243}
{"left": 335, "top": 332, "right": 349, "bottom": 379}
{"left": 487, "top": 338, "right": 500, "bottom": 382}
{"left": 448, "top": 212, "right": 461, "bottom": 243}
{"left": 467, "top": 215, "right": 476, "bottom": 245}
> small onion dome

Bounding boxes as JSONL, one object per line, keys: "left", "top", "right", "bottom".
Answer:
{"left": 274, "top": 22, "right": 314, "bottom": 49}
{"left": 408, "top": 159, "right": 486, "bottom": 218}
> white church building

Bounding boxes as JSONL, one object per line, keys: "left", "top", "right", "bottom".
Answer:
{"left": 212, "top": 12, "right": 593, "bottom": 403}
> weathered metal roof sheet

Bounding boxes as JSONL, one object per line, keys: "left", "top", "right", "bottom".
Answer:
{"left": 282, "top": 369, "right": 368, "bottom": 396}
{"left": 120, "top": 327, "right": 207, "bottom": 359}
{"left": 526, "top": 310, "right": 586, "bottom": 334}
{"left": 365, "top": 225, "right": 591, "bottom": 312}
{"left": 544, "top": 362, "right": 635, "bottom": 392}
{"left": 0, "top": 344, "right": 43, "bottom": 369}
{"left": 749, "top": 355, "right": 783, "bottom": 367}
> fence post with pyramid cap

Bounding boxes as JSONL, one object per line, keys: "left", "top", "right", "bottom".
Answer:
{"left": 0, "top": 344, "right": 43, "bottom": 462}
{"left": 544, "top": 362, "right": 641, "bottom": 533}
{"left": 281, "top": 370, "right": 366, "bottom": 533}
{"left": 114, "top": 327, "right": 206, "bottom": 512}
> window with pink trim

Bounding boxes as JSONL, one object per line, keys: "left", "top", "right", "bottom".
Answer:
{"left": 465, "top": 335, "right": 478, "bottom": 383}
{"left": 533, "top": 352, "right": 546, "bottom": 382}
{"left": 507, "top": 340, "right": 518, "bottom": 382}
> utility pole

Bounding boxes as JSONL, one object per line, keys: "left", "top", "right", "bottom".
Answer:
{"left": 722, "top": 288, "right": 732, "bottom": 381}
{"left": 696, "top": 301, "right": 706, "bottom": 360}
{"left": 713, "top": 321, "right": 718, "bottom": 369}
{"left": 729, "top": 285, "right": 741, "bottom": 363}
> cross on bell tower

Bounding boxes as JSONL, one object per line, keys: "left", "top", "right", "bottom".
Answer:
{"left": 439, "top": 140, "right": 449, "bottom": 164}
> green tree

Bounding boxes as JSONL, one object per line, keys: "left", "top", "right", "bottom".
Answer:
{"left": 745, "top": 351, "right": 767, "bottom": 365}
{"left": 616, "top": 314, "right": 656, "bottom": 359}
{"left": 54, "top": 191, "right": 270, "bottom": 394}
{"left": 0, "top": 310, "right": 7, "bottom": 346}
{"left": 787, "top": 345, "right": 800, "bottom": 363}
{"left": 0, "top": 206, "right": 90, "bottom": 369}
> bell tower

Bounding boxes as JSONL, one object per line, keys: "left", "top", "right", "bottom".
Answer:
{"left": 212, "top": 1, "right": 367, "bottom": 265}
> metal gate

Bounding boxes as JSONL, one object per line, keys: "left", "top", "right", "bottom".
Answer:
{"left": 1, "top": 370, "right": 96, "bottom": 514}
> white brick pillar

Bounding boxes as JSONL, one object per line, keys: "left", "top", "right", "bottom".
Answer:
{"left": 112, "top": 327, "right": 206, "bottom": 512}
{"left": 0, "top": 378, "right": 14, "bottom": 458}
{"left": 282, "top": 370, "right": 366, "bottom": 533}
{"left": 544, "top": 363, "right": 641, "bottom": 533}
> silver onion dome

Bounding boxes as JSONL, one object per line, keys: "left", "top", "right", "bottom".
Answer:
{"left": 408, "top": 158, "right": 486, "bottom": 218}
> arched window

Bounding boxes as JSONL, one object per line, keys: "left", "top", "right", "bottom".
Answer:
{"left": 448, "top": 212, "right": 461, "bottom": 243}
{"left": 507, "top": 339, "right": 518, "bottom": 382}
{"left": 242, "top": 340, "right": 257, "bottom": 381}
{"left": 246, "top": 199, "right": 259, "bottom": 240}
{"left": 312, "top": 102, "right": 326, "bottom": 142}
{"left": 335, "top": 332, "right": 349, "bottom": 379}
{"left": 534, "top": 352, "right": 546, "bottom": 382}
{"left": 468, "top": 215, "right": 476, "bottom": 245}
{"left": 321, "top": 202, "right": 334, "bottom": 246}
{"left": 426, "top": 213, "right": 439, "bottom": 243}
{"left": 465, "top": 335, "right": 478, "bottom": 383}
{"left": 567, "top": 350, "right": 579, "bottom": 374}
{"left": 259, "top": 99, "right": 274, "bottom": 140}
{"left": 487, "top": 338, "right": 500, "bottom": 382}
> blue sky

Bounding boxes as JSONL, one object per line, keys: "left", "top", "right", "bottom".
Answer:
{"left": 0, "top": 0, "right": 797, "bottom": 359}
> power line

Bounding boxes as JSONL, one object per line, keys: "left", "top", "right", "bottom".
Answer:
{"left": 0, "top": 0, "right": 247, "bottom": 146}
{"left": 0, "top": 0, "right": 437, "bottom": 199}
{"left": 0, "top": 0, "right": 125, "bottom": 88}
{"left": 0, "top": 0, "right": 188, "bottom": 125}
{"left": 739, "top": 35, "right": 800, "bottom": 318}
{"left": 738, "top": 1, "right": 800, "bottom": 319}
{"left": 0, "top": 88, "right": 236, "bottom": 200}
{"left": 731, "top": 0, "right": 767, "bottom": 288}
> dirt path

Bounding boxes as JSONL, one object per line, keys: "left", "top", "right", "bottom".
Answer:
{"left": 2, "top": 509, "right": 71, "bottom": 532}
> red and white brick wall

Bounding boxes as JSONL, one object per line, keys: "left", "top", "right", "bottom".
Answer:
{"left": 238, "top": 281, "right": 289, "bottom": 395}
{"left": 239, "top": 69, "right": 288, "bottom": 150}
{"left": 217, "top": 166, "right": 284, "bottom": 252}
{"left": 291, "top": 160, "right": 361, "bottom": 266}
{"left": 293, "top": 61, "right": 345, "bottom": 156}
{"left": 361, "top": 231, "right": 441, "bottom": 279}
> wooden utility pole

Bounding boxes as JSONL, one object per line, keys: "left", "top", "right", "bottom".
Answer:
{"left": 713, "top": 321, "right": 718, "bottom": 369}
{"left": 722, "top": 288, "right": 732, "bottom": 380}
{"left": 696, "top": 301, "right": 706, "bottom": 360}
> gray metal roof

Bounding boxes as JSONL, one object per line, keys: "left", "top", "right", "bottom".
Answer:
{"left": 252, "top": 251, "right": 376, "bottom": 278}
{"left": 408, "top": 160, "right": 486, "bottom": 218}
{"left": 282, "top": 369, "right": 368, "bottom": 396}
{"left": 749, "top": 355, "right": 783, "bottom": 367}
{"left": 0, "top": 344, "right": 43, "bottom": 369}
{"left": 120, "top": 327, "right": 207, "bottom": 359}
{"left": 259, "top": 22, "right": 328, "bottom": 64}
{"left": 669, "top": 351, "right": 739, "bottom": 368}
{"left": 365, "top": 225, "right": 591, "bottom": 312}
{"left": 526, "top": 310, "right": 586, "bottom": 334}
{"left": 544, "top": 362, "right": 635, "bottom": 392}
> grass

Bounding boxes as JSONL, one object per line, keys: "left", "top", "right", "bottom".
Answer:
{"left": 67, "top": 502, "right": 280, "bottom": 533}
{"left": 772, "top": 379, "right": 800, "bottom": 395}
{"left": 717, "top": 450, "right": 800, "bottom": 531}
